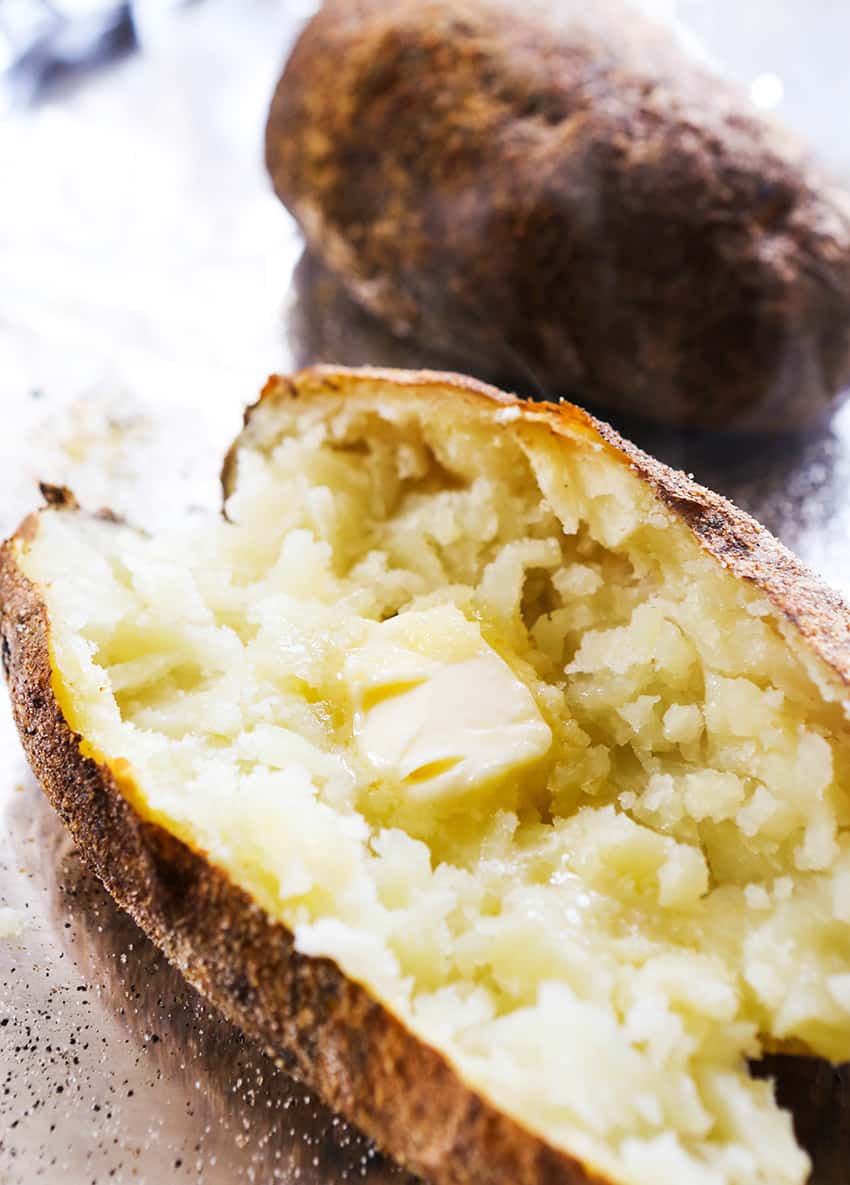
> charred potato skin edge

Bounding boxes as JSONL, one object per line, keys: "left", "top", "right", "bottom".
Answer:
{"left": 4, "top": 367, "right": 850, "bottom": 1185}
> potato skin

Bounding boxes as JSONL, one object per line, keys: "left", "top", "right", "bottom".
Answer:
{"left": 5, "top": 366, "right": 850, "bottom": 1185}
{"left": 266, "top": 0, "right": 850, "bottom": 430}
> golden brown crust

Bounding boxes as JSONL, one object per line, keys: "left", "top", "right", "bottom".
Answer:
{"left": 0, "top": 518, "right": 601, "bottom": 1185}
{"left": 231, "top": 365, "right": 850, "bottom": 690}
{"left": 266, "top": 0, "right": 850, "bottom": 430}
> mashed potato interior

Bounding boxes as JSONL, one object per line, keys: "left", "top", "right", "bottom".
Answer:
{"left": 21, "top": 387, "right": 850, "bottom": 1185}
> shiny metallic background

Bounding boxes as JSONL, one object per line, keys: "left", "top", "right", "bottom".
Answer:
{"left": 2, "top": 2, "right": 850, "bottom": 1181}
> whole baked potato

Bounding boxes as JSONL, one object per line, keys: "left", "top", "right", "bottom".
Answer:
{"left": 266, "top": 0, "right": 850, "bottom": 430}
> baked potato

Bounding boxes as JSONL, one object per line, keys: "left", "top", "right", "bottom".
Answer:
{"left": 5, "top": 366, "right": 850, "bottom": 1185}
{"left": 267, "top": 0, "right": 850, "bottom": 431}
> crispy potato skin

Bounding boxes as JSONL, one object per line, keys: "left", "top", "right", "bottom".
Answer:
{"left": 266, "top": 0, "right": 850, "bottom": 430}
{"left": 4, "top": 366, "right": 850, "bottom": 1185}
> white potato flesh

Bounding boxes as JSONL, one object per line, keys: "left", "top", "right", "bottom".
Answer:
{"left": 22, "top": 388, "right": 850, "bottom": 1185}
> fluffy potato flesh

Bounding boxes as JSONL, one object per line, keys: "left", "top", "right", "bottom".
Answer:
{"left": 19, "top": 385, "right": 850, "bottom": 1185}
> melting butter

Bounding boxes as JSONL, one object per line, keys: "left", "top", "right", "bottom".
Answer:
{"left": 345, "top": 607, "right": 552, "bottom": 803}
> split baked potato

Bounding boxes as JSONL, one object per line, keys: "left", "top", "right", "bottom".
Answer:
{"left": 4, "top": 366, "right": 850, "bottom": 1185}
{"left": 267, "top": 0, "right": 850, "bottom": 430}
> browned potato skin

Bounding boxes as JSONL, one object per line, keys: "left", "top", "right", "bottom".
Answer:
{"left": 266, "top": 0, "right": 850, "bottom": 430}
{"left": 5, "top": 367, "right": 850, "bottom": 1185}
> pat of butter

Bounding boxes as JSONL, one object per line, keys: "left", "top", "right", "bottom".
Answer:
{"left": 345, "top": 607, "right": 552, "bottom": 802}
